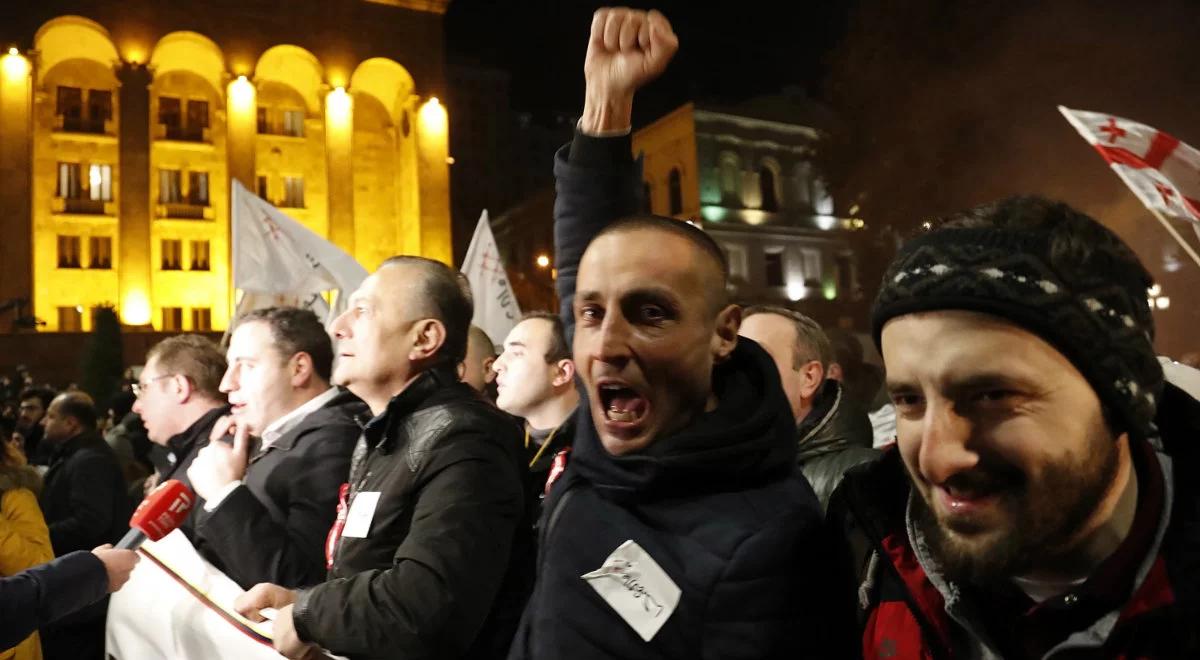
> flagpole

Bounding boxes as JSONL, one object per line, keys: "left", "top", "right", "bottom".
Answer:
{"left": 1146, "top": 206, "right": 1200, "bottom": 270}
{"left": 1109, "top": 166, "right": 1200, "bottom": 270}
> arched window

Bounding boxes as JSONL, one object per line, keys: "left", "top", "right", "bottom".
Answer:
{"left": 668, "top": 168, "right": 683, "bottom": 215}
{"left": 718, "top": 151, "right": 741, "bottom": 202}
{"left": 759, "top": 166, "right": 779, "bottom": 212}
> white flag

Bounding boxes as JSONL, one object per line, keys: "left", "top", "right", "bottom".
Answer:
{"left": 460, "top": 211, "right": 521, "bottom": 346}
{"left": 231, "top": 180, "right": 368, "bottom": 325}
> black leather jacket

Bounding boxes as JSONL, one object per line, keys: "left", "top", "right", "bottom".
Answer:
{"left": 292, "top": 365, "right": 528, "bottom": 660}
{"left": 796, "top": 379, "right": 879, "bottom": 513}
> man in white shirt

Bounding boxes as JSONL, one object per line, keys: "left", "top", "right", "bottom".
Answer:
{"left": 187, "top": 307, "right": 367, "bottom": 589}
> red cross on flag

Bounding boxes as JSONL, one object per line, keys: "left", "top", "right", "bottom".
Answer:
{"left": 1059, "top": 106, "right": 1200, "bottom": 225}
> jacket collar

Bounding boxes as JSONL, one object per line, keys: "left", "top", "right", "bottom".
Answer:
{"left": 168, "top": 405, "right": 229, "bottom": 456}
{"left": 363, "top": 364, "right": 459, "bottom": 450}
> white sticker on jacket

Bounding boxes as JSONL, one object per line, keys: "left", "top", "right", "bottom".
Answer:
{"left": 581, "top": 539, "right": 681, "bottom": 642}
{"left": 340, "top": 491, "right": 380, "bottom": 538}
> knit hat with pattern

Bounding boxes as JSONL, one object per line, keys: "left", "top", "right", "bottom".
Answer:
{"left": 871, "top": 196, "right": 1163, "bottom": 443}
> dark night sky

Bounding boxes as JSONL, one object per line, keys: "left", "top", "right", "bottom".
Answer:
{"left": 444, "top": 1, "right": 846, "bottom": 125}
{"left": 444, "top": 0, "right": 1200, "bottom": 356}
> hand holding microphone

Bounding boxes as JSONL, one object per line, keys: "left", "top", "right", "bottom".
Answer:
{"left": 117, "top": 478, "right": 196, "bottom": 550}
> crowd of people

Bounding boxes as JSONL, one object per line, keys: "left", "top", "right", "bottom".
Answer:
{"left": 3, "top": 7, "right": 1200, "bottom": 660}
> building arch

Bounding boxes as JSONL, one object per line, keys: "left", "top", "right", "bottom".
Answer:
{"left": 149, "top": 32, "right": 226, "bottom": 99}
{"left": 33, "top": 16, "right": 120, "bottom": 86}
{"left": 759, "top": 157, "right": 782, "bottom": 212}
{"left": 255, "top": 45, "right": 324, "bottom": 115}
{"left": 349, "top": 57, "right": 416, "bottom": 122}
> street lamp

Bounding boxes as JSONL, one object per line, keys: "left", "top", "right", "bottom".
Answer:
{"left": 535, "top": 254, "right": 550, "bottom": 269}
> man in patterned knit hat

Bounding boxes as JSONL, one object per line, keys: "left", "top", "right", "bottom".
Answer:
{"left": 831, "top": 196, "right": 1200, "bottom": 658}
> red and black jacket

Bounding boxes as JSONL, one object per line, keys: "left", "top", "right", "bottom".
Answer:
{"left": 828, "top": 381, "right": 1200, "bottom": 659}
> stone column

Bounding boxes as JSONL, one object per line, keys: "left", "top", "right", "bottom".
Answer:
{"left": 0, "top": 50, "right": 34, "bottom": 323}
{"left": 116, "top": 62, "right": 153, "bottom": 326}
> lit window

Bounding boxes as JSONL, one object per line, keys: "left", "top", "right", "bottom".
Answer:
{"left": 190, "top": 240, "right": 210, "bottom": 271}
{"left": 283, "top": 109, "right": 305, "bottom": 137}
{"left": 89, "top": 237, "right": 112, "bottom": 269}
{"left": 88, "top": 164, "right": 112, "bottom": 202}
{"left": 282, "top": 176, "right": 305, "bottom": 208}
{"left": 159, "top": 169, "right": 182, "bottom": 204}
{"left": 188, "top": 171, "right": 209, "bottom": 206}
{"left": 161, "top": 239, "right": 182, "bottom": 271}
{"left": 57, "top": 235, "right": 82, "bottom": 269}
{"left": 58, "top": 163, "right": 82, "bottom": 199}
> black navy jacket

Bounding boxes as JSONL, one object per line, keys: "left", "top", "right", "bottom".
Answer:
{"left": 292, "top": 366, "right": 529, "bottom": 660}
{"left": 508, "top": 133, "right": 856, "bottom": 659}
{"left": 193, "top": 388, "right": 366, "bottom": 589}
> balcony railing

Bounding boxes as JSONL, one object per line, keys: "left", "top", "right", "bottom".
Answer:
{"left": 156, "top": 124, "right": 210, "bottom": 143}
{"left": 160, "top": 203, "right": 209, "bottom": 220}
{"left": 54, "top": 115, "right": 111, "bottom": 135}
{"left": 52, "top": 197, "right": 113, "bottom": 216}
{"left": 160, "top": 202, "right": 207, "bottom": 220}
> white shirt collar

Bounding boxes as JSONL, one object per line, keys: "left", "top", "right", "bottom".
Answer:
{"left": 260, "top": 387, "right": 340, "bottom": 450}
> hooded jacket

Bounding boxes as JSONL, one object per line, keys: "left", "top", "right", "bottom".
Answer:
{"left": 507, "top": 132, "right": 855, "bottom": 659}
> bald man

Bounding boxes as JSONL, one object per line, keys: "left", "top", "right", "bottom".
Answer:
{"left": 508, "top": 9, "right": 852, "bottom": 659}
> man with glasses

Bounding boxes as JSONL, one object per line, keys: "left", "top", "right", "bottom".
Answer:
{"left": 131, "top": 335, "right": 227, "bottom": 511}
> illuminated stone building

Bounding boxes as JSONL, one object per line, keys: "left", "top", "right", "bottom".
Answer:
{"left": 634, "top": 96, "right": 867, "bottom": 326}
{"left": 0, "top": 1, "right": 451, "bottom": 332}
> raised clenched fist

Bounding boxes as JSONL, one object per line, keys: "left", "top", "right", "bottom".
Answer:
{"left": 580, "top": 8, "right": 678, "bottom": 134}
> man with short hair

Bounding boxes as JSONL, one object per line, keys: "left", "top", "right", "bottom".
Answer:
{"left": 186, "top": 307, "right": 366, "bottom": 589}
{"left": 15, "top": 386, "right": 54, "bottom": 464}
{"left": 235, "top": 256, "right": 528, "bottom": 660}
{"left": 509, "top": 10, "right": 851, "bottom": 658}
{"left": 493, "top": 311, "right": 578, "bottom": 519}
{"left": 131, "top": 334, "right": 228, "bottom": 494}
{"left": 833, "top": 196, "right": 1200, "bottom": 657}
{"left": 37, "top": 391, "right": 131, "bottom": 660}
{"left": 741, "top": 306, "right": 876, "bottom": 511}
{"left": 460, "top": 324, "right": 499, "bottom": 399}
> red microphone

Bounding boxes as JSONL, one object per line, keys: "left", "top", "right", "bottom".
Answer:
{"left": 116, "top": 479, "right": 196, "bottom": 549}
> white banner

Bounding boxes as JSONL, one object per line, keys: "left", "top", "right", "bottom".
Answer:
{"left": 106, "top": 530, "right": 283, "bottom": 659}
{"left": 460, "top": 211, "right": 521, "bottom": 347}
{"left": 232, "top": 180, "right": 368, "bottom": 326}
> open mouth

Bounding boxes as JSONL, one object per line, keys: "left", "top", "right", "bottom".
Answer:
{"left": 596, "top": 381, "right": 649, "bottom": 426}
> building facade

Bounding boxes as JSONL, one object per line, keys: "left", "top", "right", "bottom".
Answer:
{"left": 634, "top": 101, "right": 867, "bottom": 327}
{"left": 0, "top": 1, "right": 451, "bottom": 332}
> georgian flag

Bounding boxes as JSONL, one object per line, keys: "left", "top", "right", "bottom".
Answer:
{"left": 1059, "top": 106, "right": 1200, "bottom": 227}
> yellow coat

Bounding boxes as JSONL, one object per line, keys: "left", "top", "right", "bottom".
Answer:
{"left": 1, "top": 470, "right": 54, "bottom": 660}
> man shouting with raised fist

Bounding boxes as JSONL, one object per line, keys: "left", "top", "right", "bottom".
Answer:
{"left": 508, "top": 8, "right": 854, "bottom": 659}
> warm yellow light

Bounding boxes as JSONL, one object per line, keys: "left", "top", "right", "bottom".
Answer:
{"left": 1, "top": 50, "right": 29, "bottom": 79}
{"left": 124, "top": 44, "right": 146, "bottom": 65}
{"left": 229, "top": 75, "right": 255, "bottom": 109}
{"left": 122, "top": 291, "right": 152, "bottom": 326}
{"left": 1148, "top": 283, "right": 1162, "bottom": 297}
{"left": 326, "top": 86, "right": 352, "bottom": 126}
{"left": 535, "top": 254, "right": 550, "bottom": 269}
{"left": 419, "top": 96, "right": 448, "bottom": 135}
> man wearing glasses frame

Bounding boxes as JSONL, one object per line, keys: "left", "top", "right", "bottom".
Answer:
{"left": 131, "top": 335, "right": 228, "bottom": 518}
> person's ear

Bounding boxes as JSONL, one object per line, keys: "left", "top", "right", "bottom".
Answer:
{"left": 409, "top": 319, "right": 447, "bottom": 362}
{"left": 711, "top": 304, "right": 742, "bottom": 363}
